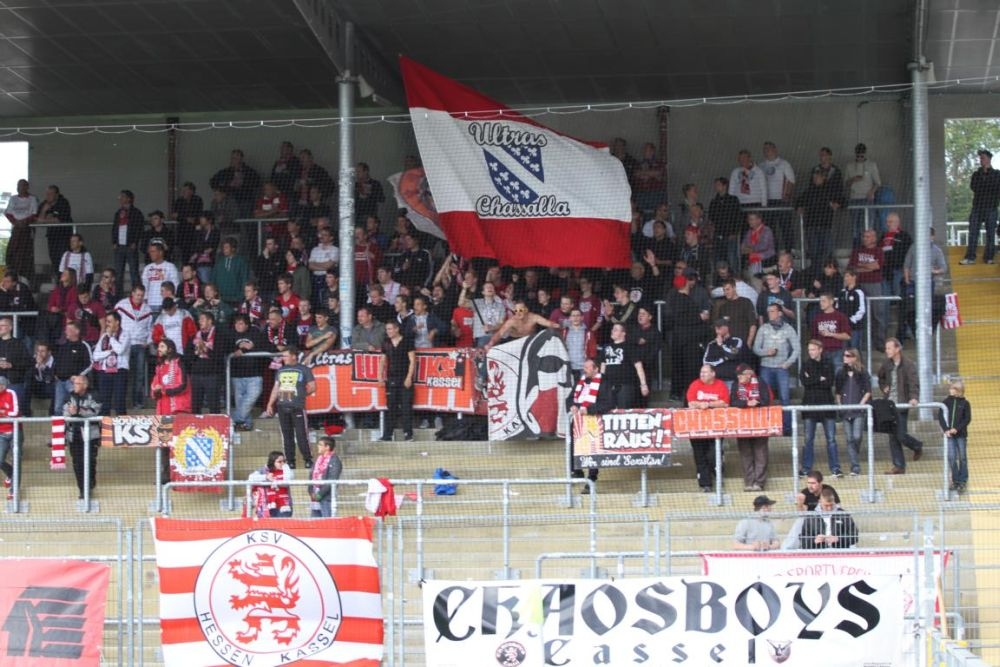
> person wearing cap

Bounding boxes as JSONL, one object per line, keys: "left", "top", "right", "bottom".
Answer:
{"left": 151, "top": 297, "right": 196, "bottom": 355}
{"left": 844, "top": 143, "right": 883, "bottom": 243}
{"left": 733, "top": 495, "right": 780, "bottom": 551}
{"left": 731, "top": 363, "right": 773, "bottom": 492}
{"left": 961, "top": 148, "right": 1000, "bottom": 265}
{"left": 141, "top": 238, "right": 180, "bottom": 315}
{"left": 702, "top": 317, "right": 744, "bottom": 389}
{"left": 799, "top": 488, "right": 858, "bottom": 549}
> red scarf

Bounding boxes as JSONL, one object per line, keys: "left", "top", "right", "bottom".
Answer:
{"left": 50, "top": 417, "right": 66, "bottom": 469}
{"left": 736, "top": 377, "right": 761, "bottom": 404}
{"left": 748, "top": 226, "right": 763, "bottom": 264}
{"left": 193, "top": 326, "right": 215, "bottom": 360}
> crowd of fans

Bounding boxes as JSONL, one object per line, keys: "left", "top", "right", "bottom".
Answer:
{"left": 0, "top": 138, "right": 961, "bottom": 500}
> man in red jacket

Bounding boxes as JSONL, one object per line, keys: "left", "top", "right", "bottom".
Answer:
{"left": 0, "top": 375, "right": 20, "bottom": 499}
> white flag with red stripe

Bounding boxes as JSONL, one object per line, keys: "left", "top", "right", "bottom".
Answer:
{"left": 401, "top": 56, "right": 632, "bottom": 268}
{"left": 152, "top": 517, "right": 383, "bottom": 667}
{"left": 942, "top": 292, "right": 962, "bottom": 329}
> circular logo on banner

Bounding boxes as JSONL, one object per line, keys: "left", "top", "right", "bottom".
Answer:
{"left": 495, "top": 640, "right": 527, "bottom": 666}
{"left": 194, "top": 530, "right": 342, "bottom": 665}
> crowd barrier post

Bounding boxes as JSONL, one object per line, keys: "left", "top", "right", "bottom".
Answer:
{"left": 792, "top": 297, "right": 819, "bottom": 378}
{"left": 10, "top": 423, "right": 23, "bottom": 513}
{"left": 712, "top": 437, "right": 726, "bottom": 507}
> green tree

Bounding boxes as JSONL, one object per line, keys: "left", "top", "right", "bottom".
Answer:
{"left": 944, "top": 118, "right": 1000, "bottom": 221}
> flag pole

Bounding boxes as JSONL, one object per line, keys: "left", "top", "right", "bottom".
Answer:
{"left": 338, "top": 21, "right": 357, "bottom": 348}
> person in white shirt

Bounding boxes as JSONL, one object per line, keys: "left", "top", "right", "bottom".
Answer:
{"left": 307, "top": 227, "right": 339, "bottom": 302}
{"left": 728, "top": 150, "right": 768, "bottom": 208}
{"left": 115, "top": 285, "right": 153, "bottom": 410}
{"left": 761, "top": 141, "right": 796, "bottom": 253}
{"left": 58, "top": 233, "right": 95, "bottom": 291}
{"left": 844, "top": 142, "right": 883, "bottom": 243}
{"left": 91, "top": 312, "right": 130, "bottom": 415}
{"left": 141, "top": 239, "right": 180, "bottom": 314}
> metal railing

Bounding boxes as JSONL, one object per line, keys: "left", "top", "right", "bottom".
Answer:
{"left": 0, "top": 310, "right": 38, "bottom": 338}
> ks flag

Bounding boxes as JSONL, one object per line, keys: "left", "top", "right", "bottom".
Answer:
{"left": 400, "top": 56, "right": 632, "bottom": 268}
{"left": 152, "top": 517, "right": 383, "bottom": 667}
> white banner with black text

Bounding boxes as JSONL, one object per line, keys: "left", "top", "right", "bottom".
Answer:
{"left": 422, "top": 576, "right": 903, "bottom": 667}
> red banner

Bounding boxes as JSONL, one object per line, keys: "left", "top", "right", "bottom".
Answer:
{"left": 100, "top": 414, "right": 229, "bottom": 492}
{"left": 305, "top": 348, "right": 480, "bottom": 414}
{"left": 0, "top": 559, "right": 109, "bottom": 666}
{"left": 670, "top": 406, "right": 783, "bottom": 439}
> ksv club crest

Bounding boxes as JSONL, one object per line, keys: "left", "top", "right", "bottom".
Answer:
{"left": 194, "top": 530, "right": 343, "bottom": 666}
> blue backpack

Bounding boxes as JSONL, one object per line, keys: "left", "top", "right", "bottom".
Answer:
{"left": 433, "top": 468, "right": 458, "bottom": 496}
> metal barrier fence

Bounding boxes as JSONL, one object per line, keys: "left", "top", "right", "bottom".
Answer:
{"left": 4, "top": 504, "right": 999, "bottom": 665}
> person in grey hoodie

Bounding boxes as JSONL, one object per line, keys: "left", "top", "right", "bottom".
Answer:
{"left": 752, "top": 302, "right": 800, "bottom": 435}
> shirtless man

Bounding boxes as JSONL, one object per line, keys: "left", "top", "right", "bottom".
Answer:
{"left": 484, "top": 300, "right": 559, "bottom": 350}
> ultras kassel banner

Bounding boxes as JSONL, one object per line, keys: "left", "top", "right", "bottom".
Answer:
{"left": 423, "top": 576, "right": 903, "bottom": 667}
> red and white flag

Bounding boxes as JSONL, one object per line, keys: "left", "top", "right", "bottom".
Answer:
{"left": 400, "top": 56, "right": 632, "bottom": 268}
{"left": 152, "top": 517, "right": 383, "bottom": 667}
{"left": 942, "top": 292, "right": 962, "bottom": 329}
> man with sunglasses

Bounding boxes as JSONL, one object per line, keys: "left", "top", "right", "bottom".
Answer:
{"left": 483, "top": 300, "right": 559, "bottom": 351}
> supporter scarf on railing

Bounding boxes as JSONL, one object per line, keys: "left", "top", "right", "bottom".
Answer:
{"left": 51, "top": 416, "right": 66, "bottom": 469}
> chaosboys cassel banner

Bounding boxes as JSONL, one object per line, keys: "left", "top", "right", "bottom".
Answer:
{"left": 152, "top": 517, "right": 383, "bottom": 667}
{"left": 100, "top": 414, "right": 229, "bottom": 491}
{"left": 0, "top": 559, "right": 110, "bottom": 666}
{"left": 573, "top": 410, "right": 673, "bottom": 469}
{"left": 423, "top": 576, "right": 903, "bottom": 667}
{"left": 304, "top": 348, "right": 480, "bottom": 414}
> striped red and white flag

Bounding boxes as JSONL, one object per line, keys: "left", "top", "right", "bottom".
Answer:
{"left": 401, "top": 56, "right": 633, "bottom": 268}
{"left": 152, "top": 517, "right": 383, "bottom": 667}
{"left": 51, "top": 415, "right": 66, "bottom": 469}
{"left": 942, "top": 292, "right": 962, "bottom": 329}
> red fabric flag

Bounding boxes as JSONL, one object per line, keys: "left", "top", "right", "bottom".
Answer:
{"left": 401, "top": 56, "right": 633, "bottom": 268}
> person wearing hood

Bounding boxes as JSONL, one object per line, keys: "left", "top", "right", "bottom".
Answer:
{"left": 752, "top": 302, "right": 800, "bottom": 435}
{"left": 799, "top": 488, "right": 859, "bottom": 549}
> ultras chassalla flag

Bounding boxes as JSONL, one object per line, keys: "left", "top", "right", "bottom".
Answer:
{"left": 151, "top": 517, "right": 383, "bottom": 667}
{"left": 400, "top": 56, "right": 633, "bottom": 268}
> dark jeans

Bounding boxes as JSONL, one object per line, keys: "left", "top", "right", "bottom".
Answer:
{"left": 965, "top": 207, "right": 998, "bottom": 262}
{"left": 129, "top": 345, "right": 148, "bottom": 407}
{"left": 948, "top": 436, "right": 968, "bottom": 485}
{"left": 384, "top": 382, "right": 414, "bottom": 438}
{"left": 96, "top": 370, "right": 128, "bottom": 415}
{"left": 277, "top": 404, "right": 312, "bottom": 468}
{"left": 805, "top": 226, "right": 832, "bottom": 265}
{"left": 888, "top": 407, "right": 923, "bottom": 470}
{"left": 691, "top": 438, "right": 716, "bottom": 488}
{"left": 113, "top": 245, "right": 141, "bottom": 295}
{"left": 68, "top": 431, "right": 99, "bottom": 494}
{"left": 767, "top": 200, "right": 793, "bottom": 252}
{"left": 191, "top": 373, "right": 220, "bottom": 414}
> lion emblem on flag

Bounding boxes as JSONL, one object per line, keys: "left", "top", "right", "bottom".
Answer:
{"left": 227, "top": 552, "right": 302, "bottom": 644}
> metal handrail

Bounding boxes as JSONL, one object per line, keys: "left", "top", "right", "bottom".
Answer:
{"left": 0, "top": 310, "right": 38, "bottom": 338}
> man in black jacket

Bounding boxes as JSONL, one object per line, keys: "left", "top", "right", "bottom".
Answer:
{"left": 185, "top": 312, "right": 230, "bottom": 414}
{"left": 52, "top": 321, "right": 92, "bottom": 416}
{"left": 799, "top": 488, "right": 859, "bottom": 549}
{"left": 0, "top": 316, "right": 32, "bottom": 416}
{"left": 229, "top": 314, "right": 268, "bottom": 431}
{"left": 111, "top": 189, "right": 145, "bottom": 295}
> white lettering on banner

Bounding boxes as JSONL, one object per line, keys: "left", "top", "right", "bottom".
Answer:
{"left": 467, "top": 122, "right": 549, "bottom": 149}
{"left": 422, "top": 577, "right": 902, "bottom": 666}
{"left": 475, "top": 194, "right": 572, "bottom": 218}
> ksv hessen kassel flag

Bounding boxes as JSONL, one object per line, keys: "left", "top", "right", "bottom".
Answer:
{"left": 400, "top": 56, "right": 633, "bottom": 268}
{"left": 152, "top": 517, "right": 383, "bottom": 667}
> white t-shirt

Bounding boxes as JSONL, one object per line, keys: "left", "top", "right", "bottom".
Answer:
{"left": 141, "top": 261, "right": 180, "bottom": 309}
{"left": 760, "top": 157, "right": 796, "bottom": 201}
{"left": 308, "top": 243, "right": 340, "bottom": 276}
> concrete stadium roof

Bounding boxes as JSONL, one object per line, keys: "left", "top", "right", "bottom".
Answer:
{"left": 0, "top": 0, "right": 996, "bottom": 118}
